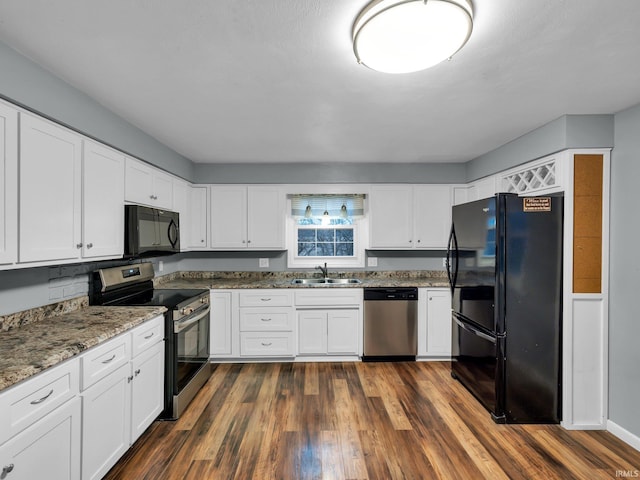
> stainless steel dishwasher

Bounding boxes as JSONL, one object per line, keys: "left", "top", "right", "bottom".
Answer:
{"left": 363, "top": 287, "right": 418, "bottom": 361}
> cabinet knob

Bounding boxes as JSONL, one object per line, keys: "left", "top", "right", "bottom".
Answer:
{"left": 408, "top": 240, "right": 412, "bottom": 243}
{"left": 2, "top": 464, "right": 14, "bottom": 475}
{"left": 128, "top": 375, "right": 134, "bottom": 383}
{"left": 76, "top": 243, "right": 83, "bottom": 249}
{"left": 86, "top": 242, "right": 93, "bottom": 249}
{"left": 417, "top": 239, "right": 421, "bottom": 243}
{"left": 247, "top": 240, "right": 251, "bottom": 244}
{"left": 201, "top": 239, "right": 205, "bottom": 243}
{"left": 135, "top": 369, "right": 141, "bottom": 376}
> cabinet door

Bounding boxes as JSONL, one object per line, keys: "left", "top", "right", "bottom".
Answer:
{"left": 124, "top": 157, "right": 155, "bottom": 206}
{"left": 81, "top": 364, "right": 130, "bottom": 480}
{"left": 426, "top": 289, "right": 452, "bottom": 356}
{"left": 210, "top": 186, "right": 247, "bottom": 248}
{"left": 369, "top": 186, "right": 413, "bottom": 248}
{"left": 297, "top": 311, "right": 327, "bottom": 354}
{"left": 413, "top": 185, "right": 452, "bottom": 249}
{"left": 152, "top": 170, "right": 173, "bottom": 209}
{"left": 82, "top": 140, "right": 125, "bottom": 259}
{"left": 0, "top": 102, "right": 18, "bottom": 265}
{"left": 210, "top": 291, "right": 232, "bottom": 356}
{"left": 0, "top": 397, "right": 81, "bottom": 480}
{"left": 19, "top": 113, "right": 82, "bottom": 263}
{"left": 172, "top": 179, "right": 190, "bottom": 250}
{"left": 130, "top": 342, "right": 164, "bottom": 442}
{"left": 247, "top": 186, "right": 284, "bottom": 249}
{"left": 187, "top": 186, "right": 208, "bottom": 249}
{"left": 327, "top": 310, "right": 359, "bottom": 355}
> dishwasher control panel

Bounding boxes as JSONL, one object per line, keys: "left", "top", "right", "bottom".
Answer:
{"left": 363, "top": 287, "right": 418, "bottom": 301}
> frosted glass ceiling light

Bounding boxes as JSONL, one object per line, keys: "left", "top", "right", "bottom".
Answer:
{"left": 353, "top": 0, "right": 473, "bottom": 74}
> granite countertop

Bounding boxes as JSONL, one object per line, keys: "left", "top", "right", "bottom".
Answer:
{"left": 0, "top": 305, "right": 166, "bottom": 392}
{"left": 156, "top": 271, "right": 450, "bottom": 290}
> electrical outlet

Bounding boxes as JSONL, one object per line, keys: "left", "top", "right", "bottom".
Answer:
{"left": 159, "top": 260, "right": 164, "bottom": 272}
{"left": 442, "top": 257, "right": 447, "bottom": 267}
{"left": 259, "top": 258, "right": 269, "bottom": 268}
{"left": 368, "top": 257, "right": 378, "bottom": 267}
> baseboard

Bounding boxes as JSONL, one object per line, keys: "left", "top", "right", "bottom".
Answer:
{"left": 607, "top": 419, "right": 640, "bottom": 452}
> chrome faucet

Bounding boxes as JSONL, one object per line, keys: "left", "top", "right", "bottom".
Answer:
{"left": 316, "top": 262, "right": 329, "bottom": 278}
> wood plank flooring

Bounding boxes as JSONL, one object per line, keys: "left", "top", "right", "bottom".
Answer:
{"left": 105, "top": 362, "right": 640, "bottom": 479}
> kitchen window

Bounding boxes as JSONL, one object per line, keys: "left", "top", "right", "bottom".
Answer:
{"left": 287, "top": 194, "right": 366, "bottom": 268}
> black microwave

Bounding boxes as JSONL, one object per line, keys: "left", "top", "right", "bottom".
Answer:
{"left": 125, "top": 205, "right": 180, "bottom": 257}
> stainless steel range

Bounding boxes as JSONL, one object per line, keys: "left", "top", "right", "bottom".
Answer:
{"left": 90, "top": 262, "right": 210, "bottom": 419}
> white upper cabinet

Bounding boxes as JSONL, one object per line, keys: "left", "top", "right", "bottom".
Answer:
{"left": 413, "top": 185, "right": 452, "bottom": 249}
{"left": 247, "top": 186, "right": 284, "bottom": 249}
{"left": 82, "top": 140, "right": 125, "bottom": 259}
{"left": 369, "top": 185, "right": 413, "bottom": 249}
{"left": 369, "top": 185, "right": 452, "bottom": 249}
{"left": 125, "top": 157, "right": 173, "bottom": 209}
{"left": 19, "top": 113, "right": 83, "bottom": 263}
{"left": 210, "top": 185, "right": 284, "bottom": 250}
{"left": 0, "top": 102, "right": 18, "bottom": 266}
{"left": 172, "top": 178, "right": 190, "bottom": 250}
{"left": 187, "top": 186, "right": 208, "bottom": 249}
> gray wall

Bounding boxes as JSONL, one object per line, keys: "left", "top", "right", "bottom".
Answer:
{"left": 466, "top": 115, "right": 614, "bottom": 182}
{"left": 0, "top": 41, "right": 194, "bottom": 181}
{"left": 609, "top": 103, "right": 640, "bottom": 438}
{"left": 193, "top": 162, "right": 466, "bottom": 184}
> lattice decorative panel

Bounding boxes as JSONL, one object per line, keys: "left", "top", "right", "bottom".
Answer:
{"left": 503, "top": 161, "right": 556, "bottom": 193}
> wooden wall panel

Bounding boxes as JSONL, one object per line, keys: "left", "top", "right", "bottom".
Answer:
{"left": 573, "top": 154, "right": 603, "bottom": 293}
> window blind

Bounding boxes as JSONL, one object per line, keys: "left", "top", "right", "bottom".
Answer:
{"left": 289, "top": 194, "right": 365, "bottom": 218}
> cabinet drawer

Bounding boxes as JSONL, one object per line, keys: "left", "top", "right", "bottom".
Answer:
{"left": 295, "top": 289, "right": 363, "bottom": 307}
{"left": 239, "top": 290, "right": 292, "bottom": 307}
{"left": 240, "top": 332, "right": 294, "bottom": 357}
{"left": 0, "top": 358, "right": 79, "bottom": 445}
{"left": 239, "top": 309, "right": 293, "bottom": 331}
{"left": 131, "top": 315, "right": 164, "bottom": 357}
{"left": 81, "top": 335, "right": 130, "bottom": 391}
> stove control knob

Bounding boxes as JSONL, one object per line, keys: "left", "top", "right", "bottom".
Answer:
{"left": 181, "top": 307, "right": 194, "bottom": 315}
{"left": 200, "top": 297, "right": 208, "bottom": 304}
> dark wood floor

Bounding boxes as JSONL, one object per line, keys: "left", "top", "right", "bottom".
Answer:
{"left": 105, "top": 362, "right": 640, "bottom": 479}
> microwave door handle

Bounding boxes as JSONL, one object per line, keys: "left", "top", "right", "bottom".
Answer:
{"left": 168, "top": 219, "right": 179, "bottom": 248}
{"left": 174, "top": 305, "right": 210, "bottom": 334}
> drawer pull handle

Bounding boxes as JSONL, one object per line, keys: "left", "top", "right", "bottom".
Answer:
{"left": 261, "top": 318, "right": 272, "bottom": 322}
{"left": 135, "top": 369, "right": 141, "bottom": 376}
{"left": 2, "top": 464, "right": 14, "bottom": 475}
{"left": 128, "top": 375, "right": 134, "bottom": 383}
{"left": 260, "top": 298, "right": 271, "bottom": 302}
{"left": 102, "top": 354, "right": 116, "bottom": 364}
{"left": 30, "top": 389, "right": 53, "bottom": 405}
{"left": 261, "top": 342, "right": 273, "bottom": 347}
{"left": 144, "top": 332, "right": 155, "bottom": 339}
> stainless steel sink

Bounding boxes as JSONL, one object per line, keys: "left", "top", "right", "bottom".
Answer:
{"left": 291, "top": 278, "right": 362, "bottom": 285}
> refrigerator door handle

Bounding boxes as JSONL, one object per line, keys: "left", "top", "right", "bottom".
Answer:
{"left": 453, "top": 316, "right": 496, "bottom": 343}
{"left": 452, "top": 227, "right": 459, "bottom": 290}
{"left": 446, "top": 225, "right": 454, "bottom": 290}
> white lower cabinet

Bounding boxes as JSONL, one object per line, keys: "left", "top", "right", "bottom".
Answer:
{"left": 80, "top": 316, "right": 164, "bottom": 480}
{"left": 238, "top": 290, "right": 294, "bottom": 358}
{"left": 210, "top": 291, "right": 233, "bottom": 357}
{"left": 417, "top": 288, "right": 452, "bottom": 358}
{"left": 0, "top": 359, "right": 81, "bottom": 480}
{"left": 298, "top": 309, "right": 359, "bottom": 355}
{"left": 295, "top": 289, "right": 362, "bottom": 358}
{"left": 0, "top": 396, "right": 81, "bottom": 480}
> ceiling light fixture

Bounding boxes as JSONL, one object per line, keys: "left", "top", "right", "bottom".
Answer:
{"left": 352, "top": 0, "right": 473, "bottom": 74}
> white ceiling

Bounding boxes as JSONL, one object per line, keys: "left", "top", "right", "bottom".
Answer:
{"left": 1, "top": 0, "right": 639, "bottom": 165}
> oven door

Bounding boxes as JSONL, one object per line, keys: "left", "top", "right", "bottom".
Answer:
{"left": 173, "top": 305, "right": 210, "bottom": 392}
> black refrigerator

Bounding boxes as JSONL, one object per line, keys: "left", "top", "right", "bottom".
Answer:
{"left": 447, "top": 193, "right": 563, "bottom": 424}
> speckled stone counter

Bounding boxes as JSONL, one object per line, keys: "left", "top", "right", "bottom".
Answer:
{"left": 155, "top": 270, "right": 450, "bottom": 290}
{"left": 0, "top": 305, "right": 166, "bottom": 391}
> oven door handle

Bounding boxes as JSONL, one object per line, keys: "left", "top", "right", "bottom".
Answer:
{"left": 174, "top": 305, "right": 210, "bottom": 334}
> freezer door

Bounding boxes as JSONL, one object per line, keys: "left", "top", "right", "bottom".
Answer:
{"left": 451, "top": 315, "right": 503, "bottom": 421}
